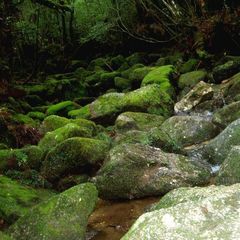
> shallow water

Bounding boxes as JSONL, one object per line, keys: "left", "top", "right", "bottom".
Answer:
{"left": 87, "top": 197, "right": 159, "bottom": 240}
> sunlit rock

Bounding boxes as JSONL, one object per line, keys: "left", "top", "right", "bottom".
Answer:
{"left": 122, "top": 184, "right": 240, "bottom": 240}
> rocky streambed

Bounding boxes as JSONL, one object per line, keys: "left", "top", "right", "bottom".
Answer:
{"left": 1, "top": 52, "right": 240, "bottom": 239}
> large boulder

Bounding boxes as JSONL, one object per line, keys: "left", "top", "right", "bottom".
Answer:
{"left": 203, "top": 118, "right": 240, "bottom": 164}
{"left": 0, "top": 176, "right": 53, "bottom": 225}
{"left": 122, "top": 184, "right": 240, "bottom": 240}
{"left": 115, "top": 112, "right": 165, "bottom": 132}
{"left": 94, "top": 144, "right": 211, "bottom": 199}
{"left": 41, "top": 137, "right": 109, "bottom": 181}
{"left": 216, "top": 146, "right": 240, "bottom": 185}
{"left": 8, "top": 183, "right": 98, "bottom": 240}
{"left": 69, "top": 84, "right": 173, "bottom": 124}
{"left": 149, "top": 116, "right": 219, "bottom": 152}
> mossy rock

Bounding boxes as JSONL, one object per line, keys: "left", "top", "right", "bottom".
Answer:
{"left": 216, "top": 146, "right": 240, "bottom": 185}
{"left": 179, "top": 59, "right": 199, "bottom": 74}
{"left": 8, "top": 183, "right": 98, "bottom": 240}
{"left": 12, "top": 114, "right": 37, "bottom": 127}
{"left": 41, "top": 137, "right": 109, "bottom": 181}
{"left": 94, "top": 144, "right": 211, "bottom": 199}
{"left": 141, "top": 65, "right": 175, "bottom": 97}
{"left": 114, "top": 77, "right": 132, "bottom": 91}
{"left": 0, "top": 176, "right": 54, "bottom": 225}
{"left": 149, "top": 116, "right": 219, "bottom": 152}
{"left": 0, "top": 145, "right": 44, "bottom": 171}
{"left": 115, "top": 112, "right": 165, "bottom": 131}
{"left": 109, "top": 55, "right": 126, "bottom": 70}
{"left": 40, "top": 115, "right": 97, "bottom": 136}
{"left": 212, "top": 60, "right": 240, "bottom": 83}
{"left": 27, "top": 111, "right": 46, "bottom": 121}
{"left": 178, "top": 70, "right": 207, "bottom": 90}
{"left": 204, "top": 118, "right": 240, "bottom": 164}
{"left": 126, "top": 53, "right": 145, "bottom": 66}
{"left": 69, "top": 84, "right": 173, "bottom": 124}
{"left": 46, "top": 101, "right": 79, "bottom": 117}
{"left": 121, "top": 64, "right": 145, "bottom": 79}
{"left": 213, "top": 101, "right": 240, "bottom": 128}
{"left": 38, "top": 123, "right": 92, "bottom": 155}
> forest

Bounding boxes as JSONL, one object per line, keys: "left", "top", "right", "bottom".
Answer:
{"left": 1, "top": 0, "right": 240, "bottom": 239}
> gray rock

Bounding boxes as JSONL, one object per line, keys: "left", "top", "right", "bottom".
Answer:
{"left": 94, "top": 144, "right": 211, "bottom": 199}
{"left": 122, "top": 184, "right": 240, "bottom": 240}
{"left": 149, "top": 115, "right": 219, "bottom": 152}
{"left": 216, "top": 146, "right": 240, "bottom": 185}
{"left": 204, "top": 118, "right": 240, "bottom": 164}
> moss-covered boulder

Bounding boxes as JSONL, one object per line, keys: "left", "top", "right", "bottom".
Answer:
{"left": 113, "top": 130, "right": 152, "bottom": 146}
{"left": 0, "top": 176, "right": 53, "bottom": 225}
{"left": 38, "top": 123, "right": 92, "bottom": 155}
{"left": 41, "top": 137, "right": 109, "bottom": 181}
{"left": 216, "top": 146, "right": 240, "bottom": 185}
{"left": 40, "top": 115, "right": 97, "bottom": 136}
{"left": 27, "top": 111, "right": 46, "bottom": 121}
{"left": 122, "top": 184, "right": 240, "bottom": 240}
{"left": 0, "top": 146, "right": 44, "bottom": 171}
{"left": 69, "top": 84, "right": 173, "bottom": 124}
{"left": 115, "top": 112, "right": 165, "bottom": 131}
{"left": 46, "top": 101, "right": 79, "bottom": 117}
{"left": 179, "top": 58, "right": 199, "bottom": 73}
{"left": 94, "top": 144, "right": 211, "bottom": 199}
{"left": 141, "top": 65, "right": 175, "bottom": 96}
{"left": 213, "top": 101, "right": 240, "bottom": 128}
{"left": 178, "top": 70, "right": 207, "bottom": 92}
{"left": 203, "top": 118, "right": 240, "bottom": 164}
{"left": 212, "top": 59, "right": 240, "bottom": 83}
{"left": 223, "top": 72, "right": 240, "bottom": 102}
{"left": 174, "top": 81, "right": 214, "bottom": 114}
{"left": 149, "top": 116, "right": 219, "bottom": 152}
{"left": 8, "top": 183, "right": 98, "bottom": 240}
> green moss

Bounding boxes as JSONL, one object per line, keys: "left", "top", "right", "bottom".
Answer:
{"left": 12, "top": 114, "right": 37, "bottom": 127}
{"left": 27, "top": 111, "right": 46, "bottom": 120}
{"left": 40, "top": 115, "right": 97, "bottom": 136}
{"left": 69, "top": 84, "right": 173, "bottom": 123}
{"left": 115, "top": 112, "right": 166, "bottom": 131}
{"left": 141, "top": 65, "right": 175, "bottom": 97}
{"left": 178, "top": 70, "right": 207, "bottom": 90}
{"left": 38, "top": 123, "right": 92, "bottom": 155}
{"left": 9, "top": 183, "right": 98, "bottom": 240}
{"left": 0, "top": 231, "right": 13, "bottom": 240}
{"left": 0, "top": 146, "right": 44, "bottom": 171}
{"left": 46, "top": 101, "right": 78, "bottom": 116}
{"left": 41, "top": 137, "right": 110, "bottom": 181}
{"left": 179, "top": 59, "right": 199, "bottom": 73}
{"left": 0, "top": 176, "right": 54, "bottom": 224}
{"left": 114, "top": 77, "right": 132, "bottom": 91}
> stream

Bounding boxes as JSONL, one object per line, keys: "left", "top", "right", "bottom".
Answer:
{"left": 87, "top": 197, "right": 160, "bottom": 240}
